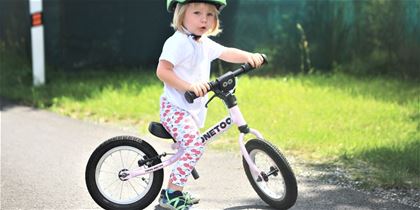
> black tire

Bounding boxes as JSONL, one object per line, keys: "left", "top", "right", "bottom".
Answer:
{"left": 243, "top": 139, "right": 298, "bottom": 209}
{"left": 85, "top": 136, "right": 164, "bottom": 210}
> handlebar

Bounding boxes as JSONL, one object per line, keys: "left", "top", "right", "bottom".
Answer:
{"left": 185, "top": 54, "right": 268, "bottom": 103}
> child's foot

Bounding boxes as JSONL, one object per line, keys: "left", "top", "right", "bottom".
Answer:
{"left": 159, "top": 189, "right": 200, "bottom": 205}
{"left": 182, "top": 191, "right": 200, "bottom": 205}
{"left": 159, "top": 190, "right": 192, "bottom": 210}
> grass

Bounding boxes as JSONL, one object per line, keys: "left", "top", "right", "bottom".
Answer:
{"left": 1, "top": 51, "right": 419, "bottom": 189}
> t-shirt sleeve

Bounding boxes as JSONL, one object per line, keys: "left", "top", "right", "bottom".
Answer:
{"left": 159, "top": 37, "right": 188, "bottom": 66}
{"left": 207, "top": 38, "right": 226, "bottom": 61}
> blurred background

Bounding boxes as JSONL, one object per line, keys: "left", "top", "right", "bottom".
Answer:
{"left": 1, "top": 0, "right": 419, "bottom": 77}
{"left": 1, "top": 0, "right": 419, "bottom": 195}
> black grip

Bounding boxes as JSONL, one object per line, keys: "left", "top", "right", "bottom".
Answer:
{"left": 191, "top": 168, "right": 199, "bottom": 179}
{"left": 184, "top": 91, "right": 197, "bottom": 103}
{"left": 184, "top": 82, "right": 215, "bottom": 104}
{"left": 241, "top": 63, "right": 253, "bottom": 71}
{"left": 238, "top": 54, "right": 268, "bottom": 75}
{"left": 261, "top": 54, "right": 268, "bottom": 64}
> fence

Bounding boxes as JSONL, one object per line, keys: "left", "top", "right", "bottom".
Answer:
{"left": 1, "top": 0, "right": 419, "bottom": 77}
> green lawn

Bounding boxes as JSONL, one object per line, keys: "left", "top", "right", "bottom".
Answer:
{"left": 1, "top": 52, "right": 419, "bottom": 189}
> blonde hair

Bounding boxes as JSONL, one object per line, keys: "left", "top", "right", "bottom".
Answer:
{"left": 171, "top": 2, "right": 222, "bottom": 36}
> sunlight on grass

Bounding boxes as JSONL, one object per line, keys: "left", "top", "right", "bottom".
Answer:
{"left": 1, "top": 54, "right": 419, "bottom": 188}
{"left": 48, "top": 74, "right": 162, "bottom": 131}
{"left": 209, "top": 75, "right": 417, "bottom": 152}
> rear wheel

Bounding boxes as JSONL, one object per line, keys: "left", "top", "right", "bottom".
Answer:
{"left": 243, "top": 139, "right": 298, "bottom": 209}
{"left": 85, "top": 136, "right": 164, "bottom": 209}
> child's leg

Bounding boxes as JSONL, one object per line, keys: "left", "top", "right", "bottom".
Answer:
{"left": 160, "top": 98, "right": 205, "bottom": 189}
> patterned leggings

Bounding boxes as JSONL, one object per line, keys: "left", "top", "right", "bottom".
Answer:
{"left": 160, "top": 98, "right": 205, "bottom": 187}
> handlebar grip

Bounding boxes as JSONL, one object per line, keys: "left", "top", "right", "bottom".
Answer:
{"left": 241, "top": 54, "right": 268, "bottom": 72}
{"left": 262, "top": 54, "right": 268, "bottom": 64}
{"left": 238, "top": 54, "right": 268, "bottom": 76}
{"left": 184, "top": 91, "right": 197, "bottom": 103}
{"left": 184, "top": 82, "right": 215, "bottom": 104}
{"left": 241, "top": 63, "right": 253, "bottom": 71}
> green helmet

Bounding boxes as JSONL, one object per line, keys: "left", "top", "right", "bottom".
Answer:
{"left": 167, "top": 0, "right": 227, "bottom": 12}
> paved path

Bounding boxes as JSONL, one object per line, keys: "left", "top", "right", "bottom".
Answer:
{"left": 1, "top": 100, "right": 416, "bottom": 209}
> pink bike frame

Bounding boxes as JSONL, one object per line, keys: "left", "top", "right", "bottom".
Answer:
{"left": 125, "top": 105, "right": 264, "bottom": 181}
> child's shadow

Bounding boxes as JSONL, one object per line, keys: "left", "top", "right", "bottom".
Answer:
{"left": 153, "top": 204, "right": 274, "bottom": 210}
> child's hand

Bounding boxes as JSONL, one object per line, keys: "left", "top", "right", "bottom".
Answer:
{"left": 247, "top": 53, "right": 265, "bottom": 69}
{"left": 188, "top": 82, "right": 210, "bottom": 97}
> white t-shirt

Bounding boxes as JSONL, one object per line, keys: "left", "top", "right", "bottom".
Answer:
{"left": 159, "top": 30, "right": 226, "bottom": 128}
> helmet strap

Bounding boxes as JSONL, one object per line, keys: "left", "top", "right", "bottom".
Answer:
{"left": 189, "top": 33, "right": 202, "bottom": 41}
{"left": 181, "top": 26, "right": 202, "bottom": 40}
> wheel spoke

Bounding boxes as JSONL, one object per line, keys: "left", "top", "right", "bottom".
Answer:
{"left": 127, "top": 180, "right": 140, "bottom": 196}
{"left": 100, "top": 170, "right": 117, "bottom": 174}
{"left": 142, "top": 177, "right": 149, "bottom": 185}
{"left": 119, "top": 151, "right": 125, "bottom": 169}
{"left": 103, "top": 178, "right": 121, "bottom": 191}
{"left": 119, "top": 181, "right": 124, "bottom": 200}
{"left": 128, "top": 154, "right": 140, "bottom": 169}
{"left": 132, "top": 176, "right": 148, "bottom": 189}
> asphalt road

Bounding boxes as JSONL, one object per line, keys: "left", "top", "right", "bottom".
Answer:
{"left": 1, "top": 100, "right": 417, "bottom": 210}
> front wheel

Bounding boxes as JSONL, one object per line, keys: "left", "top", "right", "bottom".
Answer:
{"left": 85, "top": 136, "right": 164, "bottom": 209}
{"left": 243, "top": 139, "right": 298, "bottom": 209}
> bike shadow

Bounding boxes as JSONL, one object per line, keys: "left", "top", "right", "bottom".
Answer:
{"left": 153, "top": 204, "right": 274, "bottom": 210}
{"left": 224, "top": 205, "right": 275, "bottom": 210}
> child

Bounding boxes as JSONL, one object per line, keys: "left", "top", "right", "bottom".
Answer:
{"left": 156, "top": 0, "right": 265, "bottom": 209}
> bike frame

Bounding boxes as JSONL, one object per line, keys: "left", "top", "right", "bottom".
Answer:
{"left": 124, "top": 104, "right": 264, "bottom": 181}
{"left": 124, "top": 61, "right": 270, "bottom": 181}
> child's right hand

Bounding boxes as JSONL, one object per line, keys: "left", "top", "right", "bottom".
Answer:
{"left": 247, "top": 53, "right": 265, "bottom": 69}
{"left": 188, "top": 82, "right": 210, "bottom": 97}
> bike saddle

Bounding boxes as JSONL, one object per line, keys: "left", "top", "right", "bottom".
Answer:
{"left": 148, "top": 122, "right": 173, "bottom": 139}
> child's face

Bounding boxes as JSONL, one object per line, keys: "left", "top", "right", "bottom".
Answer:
{"left": 183, "top": 3, "right": 217, "bottom": 36}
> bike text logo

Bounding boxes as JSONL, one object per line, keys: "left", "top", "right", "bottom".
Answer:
{"left": 201, "top": 117, "right": 232, "bottom": 143}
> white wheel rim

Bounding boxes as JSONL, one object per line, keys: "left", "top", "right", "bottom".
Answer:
{"left": 250, "top": 149, "right": 286, "bottom": 200}
{"left": 95, "top": 146, "right": 154, "bottom": 204}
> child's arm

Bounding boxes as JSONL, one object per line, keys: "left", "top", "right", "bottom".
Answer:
{"left": 219, "top": 48, "right": 265, "bottom": 68}
{"left": 156, "top": 60, "right": 210, "bottom": 97}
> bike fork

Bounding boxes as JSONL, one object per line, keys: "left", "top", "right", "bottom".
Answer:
{"left": 230, "top": 106, "right": 267, "bottom": 181}
{"left": 239, "top": 129, "right": 268, "bottom": 181}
